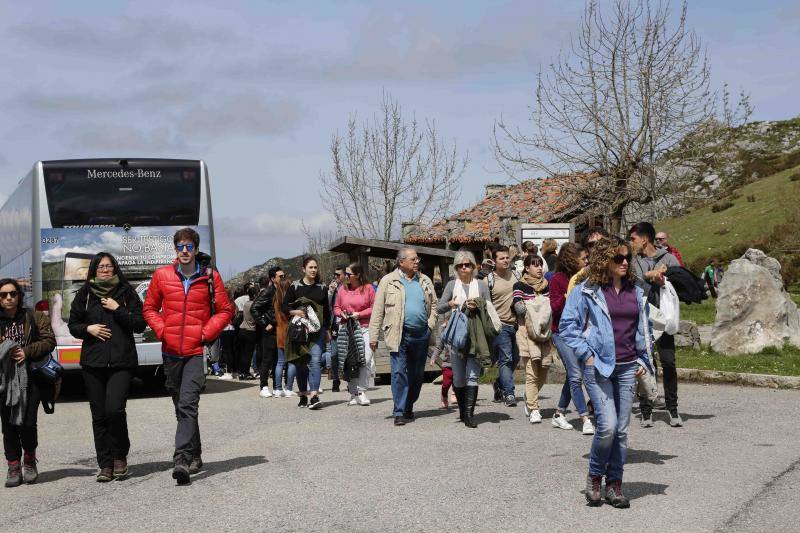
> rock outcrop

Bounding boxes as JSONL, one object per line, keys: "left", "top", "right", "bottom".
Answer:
{"left": 711, "top": 249, "right": 800, "bottom": 355}
{"left": 674, "top": 320, "right": 701, "bottom": 349}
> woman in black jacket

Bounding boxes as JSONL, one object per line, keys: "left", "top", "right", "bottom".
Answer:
{"left": 68, "top": 253, "right": 146, "bottom": 482}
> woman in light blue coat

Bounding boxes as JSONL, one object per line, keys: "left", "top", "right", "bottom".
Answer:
{"left": 560, "top": 237, "right": 654, "bottom": 509}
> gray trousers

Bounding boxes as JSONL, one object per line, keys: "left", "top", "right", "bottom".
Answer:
{"left": 163, "top": 355, "right": 204, "bottom": 462}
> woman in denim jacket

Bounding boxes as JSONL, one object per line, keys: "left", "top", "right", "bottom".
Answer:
{"left": 559, "top": 237, "right": 654, "bottom": 508}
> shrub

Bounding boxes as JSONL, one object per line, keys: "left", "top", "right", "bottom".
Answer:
{"left": 790, "top": 172, "right": 800, "bottom": 182}
{"left": 711, "top": 200, "right": 734, "bottom": 213}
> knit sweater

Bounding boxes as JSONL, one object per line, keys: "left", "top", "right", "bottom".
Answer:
{"left": 334, "top": 284, "right": 375, "bottom": 328}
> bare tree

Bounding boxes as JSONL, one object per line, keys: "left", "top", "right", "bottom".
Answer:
{"left": 321, "top": 91, "right": 467, "bottom": 241}
{"left": 494, "top": 0, "right": 751, "bottom": 234}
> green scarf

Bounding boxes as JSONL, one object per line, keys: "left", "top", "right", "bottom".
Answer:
{"left": 89, "top": 275, "right": 120, "bottom": 299}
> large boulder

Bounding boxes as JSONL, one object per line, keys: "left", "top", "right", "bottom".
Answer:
{"left": 711, "top": 249, "right": 800, "bottom": 355}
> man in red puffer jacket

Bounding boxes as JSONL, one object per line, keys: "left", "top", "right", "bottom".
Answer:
{"left": 143, "top": 227, "right": 233, "bottom": 485}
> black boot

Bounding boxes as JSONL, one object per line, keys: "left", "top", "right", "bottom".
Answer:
{"left": 464, "top": 386, "right": 478, "bottom": 428}
{"left": 453, "top": 387, "right": 466, "bottom": 422}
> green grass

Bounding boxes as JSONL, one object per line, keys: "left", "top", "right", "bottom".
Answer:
{"left": 680, "top": 300, "right": 716, "bottom": 325}
{"left": 658, "top": 164, "right": 800, "bottom": 268}
{"left": 677, "top": 344, "right": 800, "bottom": 376}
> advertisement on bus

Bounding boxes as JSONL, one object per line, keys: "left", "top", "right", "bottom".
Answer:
{"left": 40, "top": 225, "right": 210, "bottom": 347}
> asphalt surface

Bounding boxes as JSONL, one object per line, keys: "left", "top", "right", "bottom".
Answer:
{"left": 1, "top": 376, "right": 799, "bottom": 532}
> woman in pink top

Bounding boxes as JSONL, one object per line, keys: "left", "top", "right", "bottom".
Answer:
{"left": 334, "top": 262, "right": 376, "bottom": 406}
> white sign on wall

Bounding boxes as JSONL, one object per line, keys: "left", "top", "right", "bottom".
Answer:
{"left": 519, "top": 223, "right": 575, "bottom": 252}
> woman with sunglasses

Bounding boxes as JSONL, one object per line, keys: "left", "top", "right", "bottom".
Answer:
{"left": 68, "top": 253, "right": 146, "bottom": 482}
{"left": 333, "top": 263, "right": 376, "bottom": 406}
{"left": 436, "top": 251, "right": 491, "bottom": 428}
{"left": 0, "top": 278, "right": 55, "bottom": 487}
{"left": 512, "top": 254, "right": 554, "bottom": 425}
{"left": 560, "top": 237, "right": 654, "bottom": 508}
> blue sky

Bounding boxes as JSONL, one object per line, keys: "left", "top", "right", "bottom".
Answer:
{"left": 1, "top": 0, "right": 798, "bottom": 276}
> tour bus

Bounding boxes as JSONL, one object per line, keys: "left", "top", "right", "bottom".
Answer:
{"left": 0, "top": 158, "right": 216, "bottom": 377}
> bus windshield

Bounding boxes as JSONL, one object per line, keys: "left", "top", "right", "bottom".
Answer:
{"left": 42, "top": 160, "right": 201, "bottom": 228}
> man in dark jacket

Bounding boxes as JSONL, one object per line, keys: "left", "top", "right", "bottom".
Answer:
{"left": 251, "top": 267, "right": 284, "bottom": 397}
{"left": 143, "top": 228, "right": 233, "bottom": 485}
{"left": 629, "top": 222, "right": 682, "bottom": 429}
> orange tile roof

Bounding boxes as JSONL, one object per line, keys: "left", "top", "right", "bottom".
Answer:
{"left": 404, "top": 175, "right": 585, "bottom": 244}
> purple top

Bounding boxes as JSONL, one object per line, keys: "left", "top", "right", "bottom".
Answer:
{"left": 601, "top": 281, "right": 639, "bottom": 364}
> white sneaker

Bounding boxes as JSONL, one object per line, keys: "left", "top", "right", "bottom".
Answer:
{"left": 272, "top": 388, "right": 285, "bottom": 398}
{"left": 529, "top": 410, "right": 542, "bottom": 424}
{"left": 348, "top": 395, "right": 358, "bottom": 406}
{"left": 259, "top": 387, "right": 273, "bottom": 398}
{"left": 318, "top": 386, "right": 323, "bottom": 394}
{"left": 582, "top": 418, "right": 595, "bottom": 435}
{"left": 551, "top": 412, "right": 574, "bottom": 430}
{"left": 356, "top": 392, "right": 371, "bottom": 406}
{"left": 284, "top": 389, "right": 297, "bottom": 397}
{"left": 219, "top": 373, "right": 233, "bottom": 381}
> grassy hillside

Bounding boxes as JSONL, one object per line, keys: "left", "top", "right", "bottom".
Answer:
{"left": 658, "top": 164, "right": 800, "bottom": 282}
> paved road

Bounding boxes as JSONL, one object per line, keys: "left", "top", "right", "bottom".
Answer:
{"left": 1, "top": 377, "right": 799, "bottom": 532}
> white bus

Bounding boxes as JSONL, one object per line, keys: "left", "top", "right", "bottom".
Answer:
{"left": 0, "top": 158, "right": 216, "bottom": 374}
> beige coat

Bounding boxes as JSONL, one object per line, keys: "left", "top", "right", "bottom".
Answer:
{"left": 368, "top": 269, "right": 438, "bottom": 352}
{"left": 516, "top": 325, "right": 556, "bottom": 366}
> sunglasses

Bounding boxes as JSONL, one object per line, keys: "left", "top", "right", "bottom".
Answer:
{"left": 655, "top": 237, "right": 667, "bottom": 242}
{"left": 345, "top": 272, "right": 356, "bottom": 277}
{"left": 0, "top": 291, "right": 19, "bottom": 299}
{"left": 176, "top": 243, "right": 195, "bottom": 252}
{"left": 456, "top": 263, "right": 473, "bottom": 269}
{"left": 612, "top": 254, "right": 632, "bottom": 264}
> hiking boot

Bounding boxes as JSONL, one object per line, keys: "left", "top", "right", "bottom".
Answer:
{"left": 604, "top": 479, "right": 630, "bottom": 508}
{"left": 5, "top": 461, "right": 22, "bottom": 488}
{"left": 189, "top": 456, "right": 203, "bottom": 475}
{"left": 96, "top": 467, "right": 114, "bottom": 483}
{"left": 668, "top": 410, "right": 683, "bottom": 427}
{"left": 504, "top": 394, "right": 517, "bottom": 408}
{"left": 393, "top": 416, "right": 406, "bottom": 426}
{"left": 113, "top": 458, "right": 129, "bottom": 479}
{"left": 172, "top": 457, "right": 191, "bottom": 485}
{"left": 403, "top": 411, "right": 415, "bottom": 422}
{"left": 585, "top": 474, "right": 603, "bottom": 506}
{"left": 22, "top": 453, "right": 37, "bottom": 484}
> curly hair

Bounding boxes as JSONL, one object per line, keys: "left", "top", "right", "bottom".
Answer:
{"left": 555, "top": 243, "right": 583, "bottom": 277}
{"left": 587, "top": 237, "right": 634, "bottom": 286}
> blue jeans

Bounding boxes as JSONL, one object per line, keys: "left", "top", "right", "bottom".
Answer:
{"left": 390, "top": 328, "right": 430, "bottom": 417}
{"left": 451, "top": 354, "right": 481, "bottom": 387}
{"left": 327, "top": 339, "right": 340, "bottom": 380}
{"left": 553, "top": 333, "right": 589, "bottom": 416}
{"left": 274, "top": 348, "right": 296, "bottom": 391}
{"left": 492, "top": 324, "right": 518, "bottom": 397}
{"left": 584, "top": 362, "right": 638, "bottom": 480}
{"left": 307, "top": 335, "right": 324, "bottom": 392}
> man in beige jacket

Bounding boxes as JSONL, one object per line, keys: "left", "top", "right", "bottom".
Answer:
{"left": 369, "top": 247, "right": 437, "bottom": 426}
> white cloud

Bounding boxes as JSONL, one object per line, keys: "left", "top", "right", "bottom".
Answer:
{"left": 42, "top": 244, "right": 101, "bottom": 263}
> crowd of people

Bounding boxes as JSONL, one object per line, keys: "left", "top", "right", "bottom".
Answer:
{"left": 0, "top": 222, "right": 694, "bottom": 508}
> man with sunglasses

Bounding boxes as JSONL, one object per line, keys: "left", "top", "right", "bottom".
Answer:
{"left": 143, "top": 228, "right": 234, "bottom": 485}
{"left": 628, "top": 222, "right": 682, "bottom": 428}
